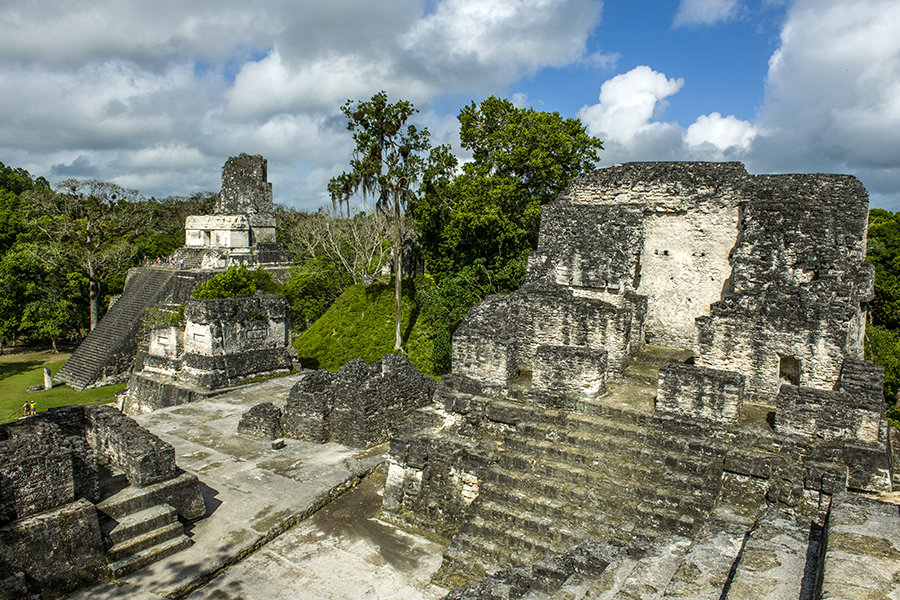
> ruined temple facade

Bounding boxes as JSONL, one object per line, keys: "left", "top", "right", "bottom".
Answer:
{"left": 382, "top": 162, "right": 896, "bottom": 596}
{"left": 176, "top": 153, "right": 290, "bottom": 269}
{"left": 122, "top": 295, "right": 294, "bottom": 414}
{"left": 0, "top": 406, "right": 205, "bottom": 599}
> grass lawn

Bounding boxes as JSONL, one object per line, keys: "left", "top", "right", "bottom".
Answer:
{"left": 0, "top": 352, "right": 124, "bottom": 423}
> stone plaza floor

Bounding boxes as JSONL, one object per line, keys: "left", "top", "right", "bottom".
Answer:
{"left": 66, "top": 375, "right": 446, "bottom": 600}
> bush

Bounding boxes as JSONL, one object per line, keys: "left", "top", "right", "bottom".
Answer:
{"left": 192, "top": 264, "right": 280, "bottom": 299}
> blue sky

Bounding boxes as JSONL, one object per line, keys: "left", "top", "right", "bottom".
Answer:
{"left": 1, "top": 0, "right": 898, "bottom": 210}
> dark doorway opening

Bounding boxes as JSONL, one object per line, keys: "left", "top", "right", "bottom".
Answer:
{"left": 779, "top": 354, "right": 800, "bottom": 386}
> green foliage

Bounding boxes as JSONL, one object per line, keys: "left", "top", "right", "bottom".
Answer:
{"left": 192, "top": 264, "right": 280, "bottom": 299}
{"left": 864, "top": 324, "right": 900, "bottom": 402}
{"left": 419, "top": 256, "right": 527, "bottom": 375}
{"left": 866, "top": 208, "right": 900, "bottom": 330}
{"left": 865, "top": 209, "right": 900, "bottom": 423}
{"left": 282, "top": 257, "right": 352, "bottom": 331}
{"left": 412, "top": 96, "right": 602, "bottom": 280}
{"left": 293, "top": 276, "right": 437, "bottom": 376}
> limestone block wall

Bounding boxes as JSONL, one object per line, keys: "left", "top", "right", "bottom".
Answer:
{"left": 695, "top": 313, "right": 848, "bottom": 402}
{"left": 182, "top": 295, "right": 290, "bottom": 357}
{"left": 515, "top": 290, "right": 640, "bottom": 378}
{"left": 656, "top": 362, "right": 745, "bottom": 424}
{"left": 84, "top": 405, "right": 177, "bottom": 487}
{"left": 216, "top": 152, "right": 274, "bottom": 222}
{"left": 452, "top": 295, "right": 519, "bottom": 386}
{"left": 636, "top": 204, "right": 738, "bottom": 348}
{"left": 280, "top": 354, "right": 436, "bottom": 448}
{"left": 775, "top": 359, "right": 886, "bottom": 445}
{"left": 694, "top": 174, "right": 872, "bottom": 399}
{"left": 0, "top": 426, "right": 76, "bottom": 523}
{"left": 0, "top": 499, "right": 109, "bottom": 596}
{"left": 531, "top": 345, "right": 607, "bottom": 406}
{"left": 528, "top": 203, "right": 643, "bottom": 291}
{"left": 148, "top": 325, "right": 183, "bottom": 360}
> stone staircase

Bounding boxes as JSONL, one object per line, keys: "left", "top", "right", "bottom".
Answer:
{"left": 97, "top": 480, "right": 193, "bottom": 577}
{"left": 56, "top": 268, "right": 177, "bottom": 390}
{"left": 438, "top": 400, "right": 725, "bottom": 584}
{"left": 445, "top": 504, "right": 827, "bottom": 599}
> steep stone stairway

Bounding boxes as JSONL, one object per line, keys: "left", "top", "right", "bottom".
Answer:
{"left": 445, "top": 502, "right": 832, "bottom": 599}
{"left": 97, "top": 476, "right": 193, "bottom": 577}
{"left": 438, "top": 400, "right": 725, "bottom": 584}
{"left": 56, "top": 268, "right": 177, "bottom": 390}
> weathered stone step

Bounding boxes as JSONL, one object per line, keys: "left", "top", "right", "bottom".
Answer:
{"left": 818, "top": 493, "right": 900, "bottom": 600}
{"left": 473, "top": 500, "right": 592, "bottom": 551}
{"left": 457, "top": 515, "right": 565, "bottom": 565}
{"left": 498, "top": 437, "right": 714, "bottom": 496}
{"left": 523, "top": 410, "right": 722, "bottom": 462}
{"left": 492, "top": 452, "right": 717, "bottom": 517}
{"left": 513, "top": 422, "right": 718, "bottom": 478}
{"left": 108, "top": 534, "right": 192, "bottom": 577}
{"left": 584, "top": 533, "right": 692, "bottom": 600}
{"left": 101, "top": 504, "right": 178, "bottom": 546}
{"left": 660, "top": 508, "right": 755, "bottom": 599}
{"left": 107, "top": 521, "right": 184, "bottom": 561}
{"left": 97, "top": 471, "right": 201, "bottom": 520}
{"left": 56, "top": 268, "right": 177, "bottom": 390}
{"left": 725, "top": 506, "right": 812, "bottom": 600}
{"left": 477, "top": 475, "right": 703, "bottom": 549}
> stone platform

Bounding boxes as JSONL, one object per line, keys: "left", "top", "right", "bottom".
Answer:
{"left": 65, "top": 375, "right": 394, "bottom": 599}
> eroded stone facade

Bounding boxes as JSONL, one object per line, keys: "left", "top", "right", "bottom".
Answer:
{"left": 0, "top": 406, "right": 205, "bottom": 599}
{"left": 381, "top": 162, "right": 894, "bottom": 594}
{"left": 175, "top": 153, "right": 290, "bottom": 269}
{"left": 122, "top": 294, "right": 294, "bottom": 414}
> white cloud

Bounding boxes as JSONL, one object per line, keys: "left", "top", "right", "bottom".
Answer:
{"left": 674, "top": 0, "right": 740, "bottom": 27}
{"left": 686, "top": 112, "right": 756, "bottom": 152}
{"left": 577, "top": 66, "right": 685, "bottom": 161}
{"left": 403, "top": 0, "right": 601, "bottom": 87}
{"left": 0, "top": 0, "right": 602, "bottom": 209}
{"left": 749, "top": 0, "right": 900, "bottom": 206}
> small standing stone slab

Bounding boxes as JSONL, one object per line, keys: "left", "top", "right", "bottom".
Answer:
{"left": 43, "top": 368, "right": 52, "bottom": 390}
{"left": 237, "top": 403, "right": 283, "bottom": 440}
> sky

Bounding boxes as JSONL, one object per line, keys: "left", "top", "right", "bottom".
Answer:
{"left": 1, "top": 0, "right": 899, "bottom": 211}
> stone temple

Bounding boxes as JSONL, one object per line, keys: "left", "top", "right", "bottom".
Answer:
{"left": 381, "top": 162, "right": 898, "bottom": 598}
{"left": 55, "top": 153, "right": 293, "bottom": 392}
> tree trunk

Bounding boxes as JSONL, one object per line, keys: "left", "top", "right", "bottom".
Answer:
{"left": 393, "top": 200, "right": 403, "bottom": 351}
{"left": 89, "top": 280, "right": 99, "bottom": 331}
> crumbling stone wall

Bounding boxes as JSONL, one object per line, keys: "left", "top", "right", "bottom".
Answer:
{"left": 656, "top": 362, "right": 745, "bottom": 424}
{"left": 382, "top": 162, "right": 892, "bottom": 587}
{"left": 775, "top": 358, "right": 886, "bottom": 445}
{"left": 694, "top": 175, "right": 873, "bottom": 400}
{"left": 279, "top": 354, "right": 436, "bottom": 448}
{"left": 0, "top": 406, "right": 204, "bottom": 598}
{"left": 124, "top": 294, "right": 294, "bottom": 414}
{"left": 531, "top": 345, "right": 607, "bottom": 408}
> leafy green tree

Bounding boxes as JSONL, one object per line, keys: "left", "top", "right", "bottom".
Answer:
{"left": 330, "top": 91, "right": 432, "bottom": 351}
{"left": 24, "top": 180, "right": 152, "bottom": 330}
{"left": 413, "top": 96, "right": 603, "bottom": 280}
{"left": 192, "top": 264, "right": 280, "bottom": 299}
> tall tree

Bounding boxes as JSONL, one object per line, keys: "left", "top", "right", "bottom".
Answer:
{"left": 24, "top": 179, "right": 151, "bottom": 330}
{"left": 330, "top": 91, "right": 431, "bottom": 351}
{"left": 414, "top": 96, "right": 603, "bottom": 281}
{"left": 412, "top": 97, "right": 603, "bottom": 374}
